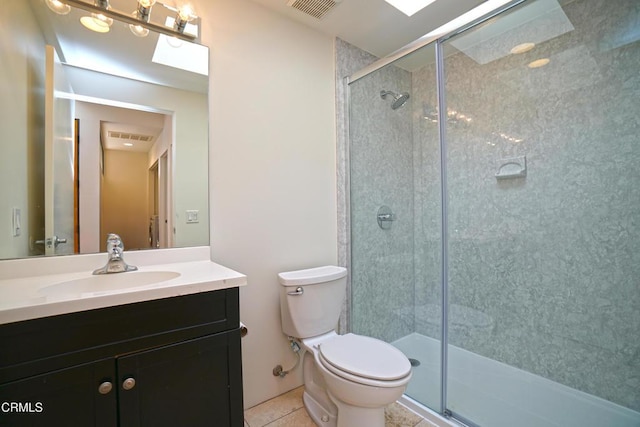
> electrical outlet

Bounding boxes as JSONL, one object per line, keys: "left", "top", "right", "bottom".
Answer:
{"left": 186, "top": 210, "right": 199, "bottom": 223}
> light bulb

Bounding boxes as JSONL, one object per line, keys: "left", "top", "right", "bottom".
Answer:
{"left": 174, "top": 4, "right": 196, "bottom": 33}
{"left": 178, "top": 5, "right": 195, "bottom": 21}
{"left": 136, "top": 0, "right": 156, "bottom": 22}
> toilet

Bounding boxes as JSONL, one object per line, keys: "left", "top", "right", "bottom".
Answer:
{"left": 278, "top": 266, "right": 412, "bottom": 427}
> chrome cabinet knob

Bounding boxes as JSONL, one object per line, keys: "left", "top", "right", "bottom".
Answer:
{"left": 122, "top": 377, "right": 136, "bottom": 390}
{"left": 98, "top": 381, "right": 113, "bottom": 395}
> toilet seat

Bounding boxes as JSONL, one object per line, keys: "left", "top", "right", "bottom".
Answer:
{"left": 317, "top": 334, "right": 411, "bottom": 387}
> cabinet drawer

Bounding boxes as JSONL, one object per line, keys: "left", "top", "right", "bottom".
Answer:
{"left": 0, "top": 288, "right": 239, "bottom": 383}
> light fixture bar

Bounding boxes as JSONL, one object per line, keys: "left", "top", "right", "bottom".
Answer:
{"left": 62, "top": 0, "right": 196, "bottom": 41}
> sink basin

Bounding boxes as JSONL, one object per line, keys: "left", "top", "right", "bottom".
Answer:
{"left": 39, "top": 271, "right": 181, "bottom": 297}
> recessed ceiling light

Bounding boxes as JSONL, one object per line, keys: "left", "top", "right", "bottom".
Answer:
{"left": 384, "top": 0, "right": 437, "bottom": 17}
{"left": 45, "top": 0, "right": 71, "bottom": 15}
{"left": 123, "top": 142, "right": 134, "bottom": 147}
{"left": 510, "top": 42, "right": 535, "bottom": 54}
{"left": 80, "top": 14, "right": 113, "bottom": 33}
{"left": 528, "top": 58, "right": 550, "bottom": 68}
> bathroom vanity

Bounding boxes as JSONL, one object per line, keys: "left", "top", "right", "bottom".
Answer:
{"left": 0, "top": 247, "right": 246, "bottom": 427}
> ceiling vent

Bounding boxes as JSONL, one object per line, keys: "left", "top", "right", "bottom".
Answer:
{"left": 286, "top": 0, "right": 340, "bottom": 20}
{"left": 108, "top": 131, "right": 154, "bottom": 142}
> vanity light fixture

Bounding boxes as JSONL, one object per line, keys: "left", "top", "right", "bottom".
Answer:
{"left": 136, "top": 0, "right": 156, "bottom": 21}
{"left": 53, "top": 0, "right": 198, "bottom": 41}
{"left": 129, "top": 0, "right": 156, "bottom": 37}
{"left": 174, "top": 5, "right": 196, "bottom": 34}
{"left": 45, "top": 0, "right": 71, "bottom": 15}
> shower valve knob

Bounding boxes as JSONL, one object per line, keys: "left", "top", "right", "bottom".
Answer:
{"left": 377, "top": 206, "right": 396, "bottom": 230}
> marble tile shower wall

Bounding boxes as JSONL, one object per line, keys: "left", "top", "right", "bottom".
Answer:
{"left": 335, "top": 38, "right": 379, "bottom": 334}
{"left": 347, "top": 49, "right": 416, "bottom": 344}
{"left": 341, "top": 0, "right": 638, "bottom": 412}
{"left": 425, "top": 0, "right": 638, "bottom": 411}
{"left": 410, "top": 55, "right": 442, "bottom": 337}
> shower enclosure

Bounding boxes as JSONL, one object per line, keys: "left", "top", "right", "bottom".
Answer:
{"left": 343, "top": 0, "right": 640, "bottom": 425}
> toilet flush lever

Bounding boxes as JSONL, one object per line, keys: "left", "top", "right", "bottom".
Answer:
{"left": 287, "top": 287, "right": 304, "bottom": 296}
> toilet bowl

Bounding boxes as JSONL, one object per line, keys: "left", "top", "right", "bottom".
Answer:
{"left": 279, "top": 266, "right": 412, "bottom": 427}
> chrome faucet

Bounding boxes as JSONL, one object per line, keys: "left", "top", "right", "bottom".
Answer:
{"left": 92, "top": 234, "right": 138, "bottom": 275}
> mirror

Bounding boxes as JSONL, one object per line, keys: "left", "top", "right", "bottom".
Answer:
{"left": 0, "top": 0, "right": 209, "bottom": 260}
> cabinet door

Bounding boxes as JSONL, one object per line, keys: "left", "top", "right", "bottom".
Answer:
{"left": 117, "top": 333, "right": 235, "bottom": 427}
{"left": 0, "top": 359, "right": 116, "bottom": 427}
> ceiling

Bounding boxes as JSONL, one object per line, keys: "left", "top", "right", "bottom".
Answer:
{"left": 34, "top": 0, "right": 489, "bottom": 87}
{"left": 245, "top": 0, "right": 488, "bottom": 58}
{"left": 31, "top": 0, "right": 489, "bottom": 152}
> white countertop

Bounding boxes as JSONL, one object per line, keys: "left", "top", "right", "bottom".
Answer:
{"left": 0, "top": 247, "right": 247, "bottom": 325}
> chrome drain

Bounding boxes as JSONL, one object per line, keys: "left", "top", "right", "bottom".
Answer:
{"left": 409, "top": 358, "right": 421, "bottom": 367}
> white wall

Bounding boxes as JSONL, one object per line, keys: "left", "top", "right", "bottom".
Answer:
{"left": 197, "top": 0, "right": 338, "bottom": 408}
{"left": 0, "top": 0, "right": 46, "bottom": 259}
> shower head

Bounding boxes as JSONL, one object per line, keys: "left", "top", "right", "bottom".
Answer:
{"left": 380, "top": 90, "right": 410, "bottom": 110}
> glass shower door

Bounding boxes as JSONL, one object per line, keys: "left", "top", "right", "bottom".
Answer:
{"left": 348, "top": 42, "right": 443, "bottom": 412}
{"left": 442, "top": 0, "right": 640, "bottom": 425}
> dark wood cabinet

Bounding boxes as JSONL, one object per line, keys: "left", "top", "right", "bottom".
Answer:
{"left": 0, "top": 288, "right": 243, "bottom": 426}
{"left": 0, "top": 358, "right": 117, "bottom": 427}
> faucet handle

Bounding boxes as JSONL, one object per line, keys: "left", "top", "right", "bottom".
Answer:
{"left": 93, "top": 233, "right": 138, "bottom": 275}
{"left": 106, "top": 233, "right": 124, "bottom": 255}
{"left": 107, "top": 233, "right": 123, "bottom": 248}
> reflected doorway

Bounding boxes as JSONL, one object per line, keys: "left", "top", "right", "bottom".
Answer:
{"left": 148, "top": 151, "right": 170, "bottom": 249}
{"left": 72, "top": 100, "right": 171, "bottom": 252}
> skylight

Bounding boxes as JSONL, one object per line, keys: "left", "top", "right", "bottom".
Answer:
{"left": 384, "top": 0, "right": 437, "bottom": 16}
{"left": 151, "top": 17, "right": 209, "bottom": 76}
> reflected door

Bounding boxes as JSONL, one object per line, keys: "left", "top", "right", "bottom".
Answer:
{"left": 44, "top": 45, "right": 75, "bottom": 256}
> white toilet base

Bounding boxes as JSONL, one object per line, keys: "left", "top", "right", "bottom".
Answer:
{"left": 329, "top": 392, "right": 386, "bottom": 427}
{"left": 303, "top": 390, "right": 337, "bottom": 427}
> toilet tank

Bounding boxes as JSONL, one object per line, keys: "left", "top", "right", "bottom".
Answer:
{"left": 278, "top": 266, "right": 347, "bottom": 338}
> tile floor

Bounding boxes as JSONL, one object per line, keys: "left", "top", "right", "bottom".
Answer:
{"left": 244, "top": 387, "right": 437, "bottom": 427}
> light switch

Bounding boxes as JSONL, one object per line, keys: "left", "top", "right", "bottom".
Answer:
{"left": 12, "top": 207, "right": 21, "bottom": 237}
{"left": 186, "top": 210, "right": 199, "bottom": 224}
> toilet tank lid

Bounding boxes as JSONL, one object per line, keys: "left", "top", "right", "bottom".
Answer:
{"left": 278, "top": 266, "right": 347, "bottom": 286}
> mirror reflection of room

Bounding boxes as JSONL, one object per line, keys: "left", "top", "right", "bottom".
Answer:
{"left": 74, "top": 102, "right": 170, "bottom": 253}
{"left": 0, "top": 0, "right": 209, "bottom": 260}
